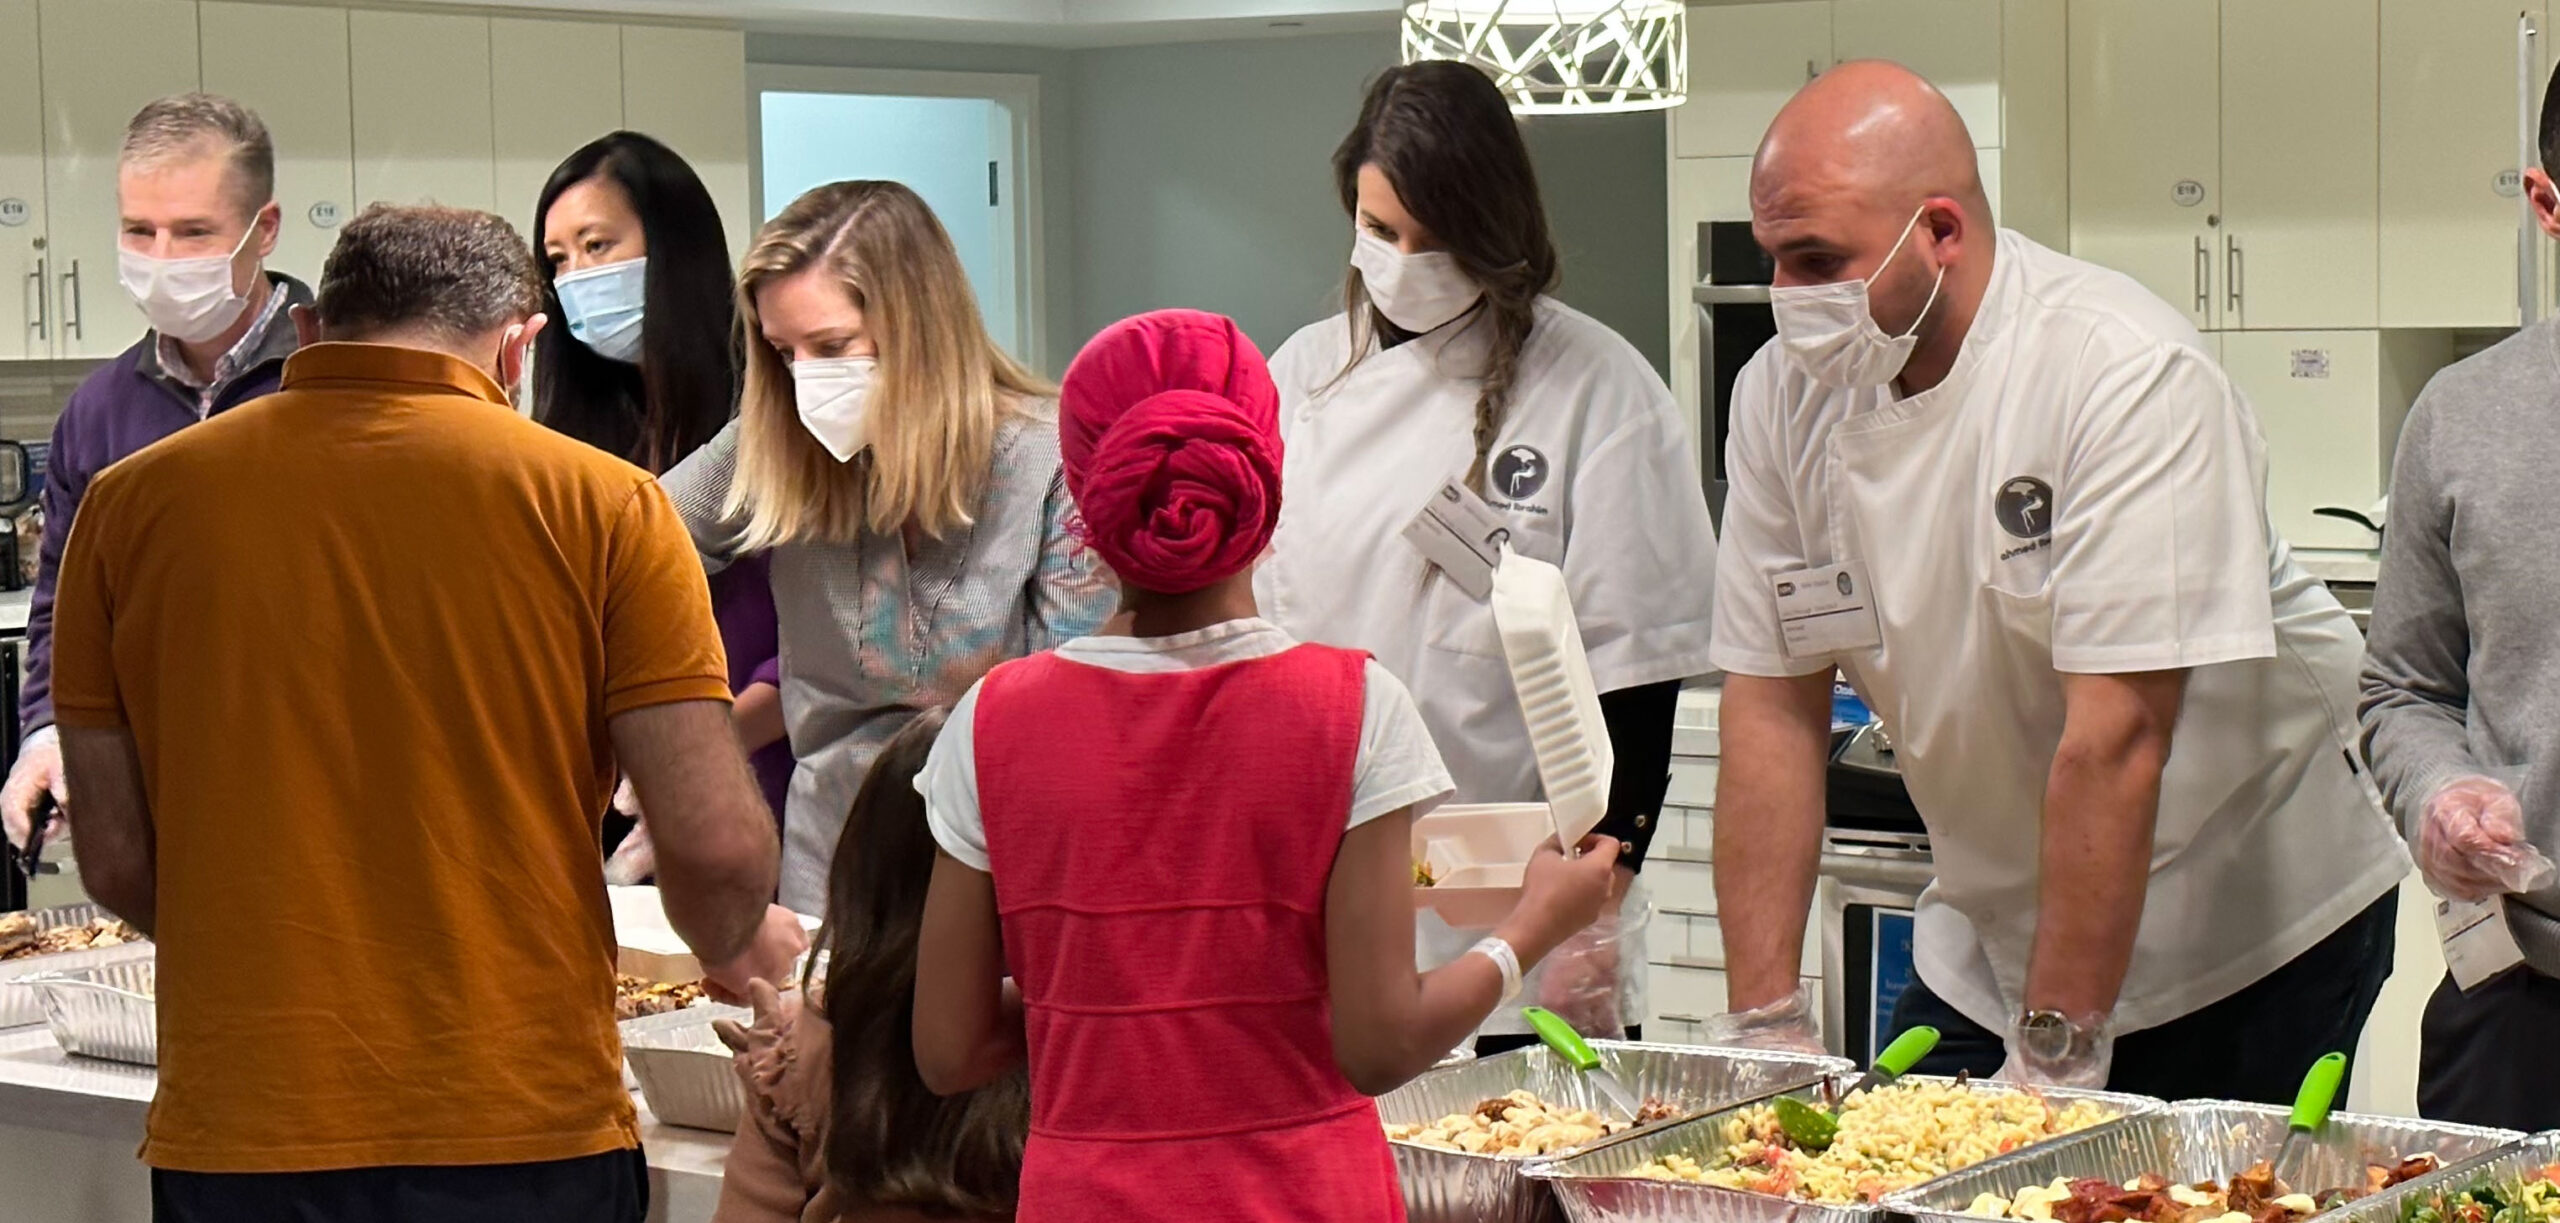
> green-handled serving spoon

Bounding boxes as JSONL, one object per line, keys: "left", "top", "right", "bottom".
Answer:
{"left": 1523, "top": 1007, "right": 1646, "bottom": 1122}
{"left": 2271, "top": 1052, "right": 2350, "bottom": 1189}
{"left": 1771, "top": 1026, "right": 1941, "bottom": 1152}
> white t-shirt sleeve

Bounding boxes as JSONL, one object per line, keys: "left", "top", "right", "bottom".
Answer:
{"left": 2049, "top": 344, "right": 2277, "bottom": 673}
{"left": 919, "top": 678, "right": 990, "bottom": 871}
{"left": 1350, "top": 659, "right": 1456, "bottom": 830}
{"left": 1566, "top": 375, "right": 1722, "bottom": 693}
{"left": 1709, "top": 357, "right": 1835, "bottom": 678}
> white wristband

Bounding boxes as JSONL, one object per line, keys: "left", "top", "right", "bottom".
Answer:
{"left": 1471, "top": 936, "right": 1523, "bottom": 1002}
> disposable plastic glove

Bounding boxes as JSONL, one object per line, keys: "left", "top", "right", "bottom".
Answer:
{"left": 1701, "top": 982, "right": 1827, "bottom": 1056}
{"left": 2, "top": 726, "right": 66, "bottom": 851}
{"left": 2420, "top": 776, "right": 2558, "bottom": 904}
{"left": 1534, "top": 903, "right": 1646, "bottom": 1039}
{"left": 1998, "top": 1013, "right": 2113, "bottom": 1089}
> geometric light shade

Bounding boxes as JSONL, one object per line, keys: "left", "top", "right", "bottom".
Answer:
{"left": 1401, "top": 2, "right": 1688, "bottom": 115}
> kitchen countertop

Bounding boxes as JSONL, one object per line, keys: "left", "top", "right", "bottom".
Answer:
{"left": 2295, "top": 548, "right": 2382, "bottom": 586}
{"left": 0, "top": 1022, "right": 735, "bottom": 1222}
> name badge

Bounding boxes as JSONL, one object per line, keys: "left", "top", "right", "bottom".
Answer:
{"left": 1773, "top": 561, "right": 1881, "bottom": 658}
{"left": 1402, "top": 479, "right": 1508, "bottom": 601}
{"left": 2436, "top": 896, "right": 2529, "bottom": 992}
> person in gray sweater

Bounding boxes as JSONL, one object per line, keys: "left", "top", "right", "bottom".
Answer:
{"left": 2360, "top": 80, "right": 2560, "bottom": 1126}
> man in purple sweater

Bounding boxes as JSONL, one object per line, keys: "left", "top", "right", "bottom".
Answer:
{"left": 2, "top": 93, "right": 312, "bottom": 851}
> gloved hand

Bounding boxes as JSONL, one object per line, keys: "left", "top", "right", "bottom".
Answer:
{"left": 602, "top": 778, "right": 653, "bottom": 884}
{"left": 711, "top": 978, "right": 803, "bottom": 1087}
{"left": 1535, "top": 905, "right": 1636, "bottom": 1039}
{"left": 1702, "top": 982, "right": 1827, "bottom": 1056}
{"left": 3, "top": 726, "right": 67, "bottom": 851}
{"left": 2420, "top": 777, "right": 2558, "bottom": 903}
{"left": 703, "top": 904, "right": 812, "bottom": 1005}
{"left": 1999, "top": 1012, "right": 2113, "bottom": 1089}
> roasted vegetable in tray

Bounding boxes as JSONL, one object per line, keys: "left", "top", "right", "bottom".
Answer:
{"left": 1386, "top": 1088, "right": 1680, "bottom": 1158}
{"left": 1967, "top": 1156, "right": 2443, "bottom": 1223}
{"left": 613, "top": 974, "right": 706, "bottom": 1020}
{"left": 2400, "top": 1165, "right": 2560, "bottom": 1223}
{"left": 1633, "top": 1080, "right": 2121, "bottom": 1204}
{"left": 0, "top": 911, "right": 142, "bottom": 963}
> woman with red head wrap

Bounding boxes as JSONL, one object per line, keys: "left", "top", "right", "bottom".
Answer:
{"left": 911, "top": 310, "right": 1620, "bottom": 1223}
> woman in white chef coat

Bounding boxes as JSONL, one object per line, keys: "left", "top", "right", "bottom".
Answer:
{"left": 1258, "top": 59, "right": 1721, "bottom": 1052}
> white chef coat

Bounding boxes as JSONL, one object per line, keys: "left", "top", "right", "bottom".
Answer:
{"left": 1259, "top": 296, "right": 1721, "bottom": 1037}
{"left": 1710, "top": 229, "right": 2409, "bottom": 1035}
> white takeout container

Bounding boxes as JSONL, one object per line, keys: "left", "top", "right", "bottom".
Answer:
{"left": 1491, "top": 549, "right": 1614, "bottom": 848}
{"left": 1412, "top": 802, "right": 1554, "bottom": 927}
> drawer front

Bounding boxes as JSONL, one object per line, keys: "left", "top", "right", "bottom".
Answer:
{"left": 1667, "top": 758, "right": 1720, "bottom": 807}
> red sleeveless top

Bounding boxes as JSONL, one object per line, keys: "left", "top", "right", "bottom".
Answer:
{"left": 974, "top": 641, "right": 1407, "bottom": 1223}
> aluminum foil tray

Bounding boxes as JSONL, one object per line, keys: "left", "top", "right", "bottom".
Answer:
{"left": 1380, "top": 1042, "right": 1852, "bottom": 1223}
{"left": 1526, "top": 1075, "right": 2162, "bottom": 1223}
{"left": 621, "top": 1002, "right": 749, "bottom": 1133}
{"left": 21, "top": 954, "right": 157, "bottom": 1066}
{"left": 2319, "top": 1132, "right": 2560, "bottom": 1223}
{"left": 0, "top": 903, "right": 151, "bottom": 1028}
{"left": 1890, "top": 1101, "right": 2522, "bottom": 1223}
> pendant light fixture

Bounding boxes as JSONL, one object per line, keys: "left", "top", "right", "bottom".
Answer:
{"left": 1401, "top": 1, "right": 1688, "bottom": 115}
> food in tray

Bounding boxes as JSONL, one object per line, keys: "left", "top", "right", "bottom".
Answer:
{"left": 1384, "top": 1089, "right": 1681, "bottom": 1157}
{"left": 0, "top": 912, "right": 143, "bottom": 963}
{"left": 614, "top": 974, "right": 706, "bottom": 1020}
{"left": 1629, "top": 1080, "right": 2120, "bottom": 1204}
{"left": 2399, "top": 1165, "right": 2560, "bottom": 1223}
{"left": 1965, "top": 1156, "right": 2444, "bottom": 1223}
{"left": 1414, "top": 860, "right": 1439, "bottom": 888}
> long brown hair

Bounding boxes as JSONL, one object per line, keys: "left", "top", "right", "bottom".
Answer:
{"left": 1331, "top": 60, "right": 1562, "bottom": 489}
{"left": 815, "top": 709, "right": 1027, "bottom": 1214}
{"left": 726, "top": 181, "right": 1052, "bottom": 547}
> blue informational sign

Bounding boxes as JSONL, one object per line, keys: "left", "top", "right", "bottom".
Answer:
{"left": 1831, "top": 680, "right": 1873, "bottom": 732}
{"left": 1866, "top": 908, "right": 1917, "bottom": 1059}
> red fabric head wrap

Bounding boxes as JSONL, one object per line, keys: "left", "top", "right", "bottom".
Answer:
{"left": 1059, "top": 310, "right": 1282, "bottom": 595}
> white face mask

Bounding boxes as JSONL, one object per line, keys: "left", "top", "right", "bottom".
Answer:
{"left": 553, "top": 257, "right": 647, "bottom": 364}
{"left": 1349, "top": 229, "right": 1482, "bottom": 334}
{"left": 1768, "top": 205, "right": 1945, "bottom": 389}
{"left": 118, "top": 222, "right": 258, "bottom": 344}
{"left": 793, "top": 356, "right": 877, "bottom": 463}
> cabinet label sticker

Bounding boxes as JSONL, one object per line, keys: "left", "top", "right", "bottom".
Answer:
{"left": 0, "top": 199, "right": 26, "bottom": 228}
{"left": 308, "top": 202, "right": 343, "bottom": 229}
{"left": 2289, "top": 349, "right": 2332, "bottom": 380}
{"left": 2170, "top": 179, "right": 2206, "bottom": 207}
{"left": 2497, "top": 168, "right": 2524, "bottom": 199}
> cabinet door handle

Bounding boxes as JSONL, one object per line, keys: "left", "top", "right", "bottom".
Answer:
{"left": 2193, "top": 237, "right": 2209, "bottom": 312}
{"left": 23, "top": 257, "right": 43, "bottom": 341}
{"left": 2225, "top": 236, "right": 2242, "bottom": 316}
{"left": 59, "top": 259, "right": 81, "bottom": 341}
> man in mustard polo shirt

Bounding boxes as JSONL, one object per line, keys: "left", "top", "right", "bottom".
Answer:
{"left": 51, "top": 203, "right": 803, "bottom": 1223}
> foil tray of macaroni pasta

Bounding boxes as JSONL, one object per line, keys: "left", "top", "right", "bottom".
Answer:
{"left": 19, "top": 953, "right": 159, "bottom": 1066}
{"left": 0, "top": 903, "right": 152, "bottom": 1029}
{"left": 1523, "top": 1075, "right": 2162, "bottom": 1223}
{"left": 2316, "top": 1132, "right": 2560, "bottom": 1223}
{"left": 1887, "top": 1102, "right": 2521, "bottom": 1223}
{"left": 621, "top": 1002, "right": 751, "bottom": 1133}
{"left": 1379, "top": 1042, "right": 1853, "bottom": 1223}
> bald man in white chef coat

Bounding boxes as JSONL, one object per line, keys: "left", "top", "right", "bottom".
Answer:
{"left": 1702, "top": 61, "right": 2408, "bottom": 1101}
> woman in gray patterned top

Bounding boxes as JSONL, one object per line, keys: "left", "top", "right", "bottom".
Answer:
{"left": 662, "top": 181, "right": 1115, "bottom": 910}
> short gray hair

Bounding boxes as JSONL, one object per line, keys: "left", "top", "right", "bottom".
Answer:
{"left": 121, "top": 93, "right": 275, "bottom": 217}
{"left": 315, "top": 205, "right": 544, "bottom": 343}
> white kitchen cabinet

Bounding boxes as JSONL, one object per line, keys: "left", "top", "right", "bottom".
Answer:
{"left": 621, "top": 25, "right": 751, "bottom": 262}
{"left": 1831, "top": 0, "right": 2002, "bottom": 147}
{"left": 1665, "top": 154, "right": 1754, "bottom": 449}
{"left": 2381, "top": 0, "right": 2549, "bottom": 329}
{"left": 2219, "top": 0, "right": 2377, "bottom": 330}
{"left": 351, "top": 10, "right": 495, "bottom": 215}
{"left": 2221, "top": 330, "right": 2449, "bottom": 551}
{"left": 2068, "top": 0, "right": 2220, "bottom": 330}
{"left": 492, "top": 18, "right": 625, "bottom": 241}
{"left": 0, "top": 0, "right": 47, "bottom": 361}
{"left": 201, "top": 2, "right": 355, "bottom": 292}
{"left": 39, "top": 0, "right": 200, "bottom": 361}
{"left": 1673, "top": 2, "right": 1831, "bottom": 160}
{"left": 1999, "top": 0, "right": 2070, "bottom": 249}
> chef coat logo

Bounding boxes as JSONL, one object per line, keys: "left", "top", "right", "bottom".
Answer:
{"left": 1492, "top": 446, "right": 1548, "bottom": 501}
{"left": 1995, "top": 476, "right": 2054, "bottom": 540}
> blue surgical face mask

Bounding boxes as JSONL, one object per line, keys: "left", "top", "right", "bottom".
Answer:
{"left": 554, "top": 257, "right": 647, "bottom": 364}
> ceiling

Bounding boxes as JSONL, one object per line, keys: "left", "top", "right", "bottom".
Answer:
{"left": 407, "top": 0, "right": 1408, "bottom": 46}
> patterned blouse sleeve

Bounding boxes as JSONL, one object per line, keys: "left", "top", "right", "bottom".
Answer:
{"left": 1024, "top": 466, "right": 1116, "bottom": 650}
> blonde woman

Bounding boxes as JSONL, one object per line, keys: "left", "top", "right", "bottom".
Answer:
{"left": 663, "top": 180, "right": 1114, "bottom": 910}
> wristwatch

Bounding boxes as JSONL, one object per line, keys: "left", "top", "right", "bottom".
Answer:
{"left": 2016, "top": 1009, "right": 2101, "bottom": 1061}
